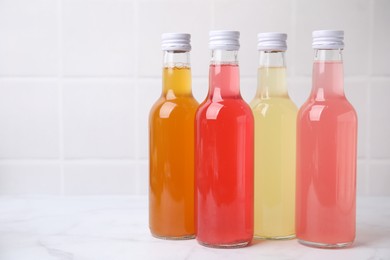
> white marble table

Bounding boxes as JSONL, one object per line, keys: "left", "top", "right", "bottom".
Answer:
{"left": 0, "top": 196, "right": 389, "bottom": 260}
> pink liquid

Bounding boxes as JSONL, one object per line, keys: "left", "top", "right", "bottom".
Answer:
{"left": 296, "top": 61, "right": 357, "bottom": 246}
{"left": 195, "top": 64, "right": 254, "bottom": 247}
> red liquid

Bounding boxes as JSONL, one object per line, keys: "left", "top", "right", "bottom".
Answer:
{"left": 195, "top": 64, "right": 254, "bottom": 247}
{"left": 296, "top": 61, "right": 357, "bottom": 246}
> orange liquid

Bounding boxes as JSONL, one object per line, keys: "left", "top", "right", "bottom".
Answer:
{"left": 149, "top": 67, "right": 198, "bottom": 238}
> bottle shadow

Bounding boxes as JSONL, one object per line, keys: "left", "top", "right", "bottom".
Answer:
{"left": 249, "top": 237, "right": 297, "bottom": 247}
{"left": 249, "top": 223, "right": 390, "bottom": 249}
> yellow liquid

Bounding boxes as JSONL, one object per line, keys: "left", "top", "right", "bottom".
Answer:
{"left": 250, "top": 67, "right": 298, "bottom": 239}
{"left": 149, "top": 67, "right": 199, "bottom": 239}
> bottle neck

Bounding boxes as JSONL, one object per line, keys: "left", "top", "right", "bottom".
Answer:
{"left": 311, "top": 49, "right": 344, "bottom": 100}
{"left": 209, "top": 50, "right": 240, "bottom": 100}
{"left": 162, "top": 51, "right": 192, "bottom": 98}
{"left": 256, "top": 51, "right": 287, "bottom": 98}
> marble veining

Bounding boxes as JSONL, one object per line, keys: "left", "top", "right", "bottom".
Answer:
{"left": 0, "top": 196, "right": 389, "bottom": 260}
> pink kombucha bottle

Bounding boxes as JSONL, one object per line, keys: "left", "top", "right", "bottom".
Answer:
{"left": 296, "top": 30, "right": 357, "bottom": 248}
{"left": 195, "top": 30, "right": 254, "bottom": 248}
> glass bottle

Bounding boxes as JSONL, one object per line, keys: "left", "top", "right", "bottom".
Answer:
{"left": 149, "top": 33, "right": 198, "bottom": 239}
{"left": 296, "top": 30, "right": 357, "bottom": 248}
{"left": 195, "top": 30, "right": 254, "bottom": 248}
{"left": 250, "top": 33, "right": 297, "bottom": 240}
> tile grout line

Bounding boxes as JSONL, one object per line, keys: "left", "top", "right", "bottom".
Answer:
{"left": 0, "top": 159, "right": 147, "bottom": 164}
{"left": 0, "top": 76, "right": 133, "bottom": 80}
{"left": 58, "top": 0, "right": 65, "bottom": 196}
{"left": 1, "top": 75, "right": 389, "bottom": 81}
{"left": 365, "top": 0, "right": 374, "bottom": 195}
{"left": 133, "top": 0, "right": 142, "bottom": 195}
{"left": 290, "top": 0, "right": 297, "bottom": 77}
{"left": 0, "top": 157, "right": 385, "bottom": 164}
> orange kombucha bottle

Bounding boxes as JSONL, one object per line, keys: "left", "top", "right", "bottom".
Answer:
{"left": 149, "top": 33, "right": 198, "bottom": 239}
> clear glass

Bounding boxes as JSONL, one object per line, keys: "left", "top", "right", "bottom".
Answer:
{"left": 256, "top": 51, "right": 287, "bottom": 98}
{"left": 195, "top": 49, "right": 254, "bottom": 248}
{"left": 296, "top": 49, "right": 357, "bottom": 248}
{"left": 250, "top": 51, "right": 297, "bottom": 240}
{"left": 149, "top": 50, "right": 198, "bottom": 239}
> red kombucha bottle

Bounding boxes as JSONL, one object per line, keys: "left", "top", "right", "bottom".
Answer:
{"left": 195, "top": 30, "right": 254, "bottom": 248}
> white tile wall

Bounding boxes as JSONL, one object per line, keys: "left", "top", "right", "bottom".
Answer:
{"left": 137, "top": 161, "right": 148, "bottom": 195}
{"left": 62, "top": 0, "right": 135, "bottom": 76}
{"left": 356, "top": 161, "right": 368, "bottom": 196}
{"left": 63, "top": 79, "right": 135, "bottom": 159}
{"left": 193, "top": 78, "right": 209, "bottom": 105}
{"left": 0, "top": 80, "right": 59, "bottom": 158}
{"left": 372, "top": 0, "right": 390, "bottom": 76}
{"left": 0, "top": 163, "right": 61, "bottom": 195}
{"left": 287, "top": 77, "right": 311, "bottom": 107}
{"left": 345, "top": 79, "right": 369, "bottom": 159}
{"left": 0, "top": 0, "right": 59, "bottom": 76}
{"left": 370, "top": 79, "right": 390, "bottom": 159}
{"left": 137, "top": 0, "right": 211, "bottom": 77}
{"left": 294, "top": 0, "right": 370, "bottom": 77}
{"left": 214, "top": 0, "right": 294, "bottom": 77}
{"left": 137, "top": 79, "right": 161, "bottom": 159}
{"left": 63, "top": 162, "right": 138, "bottom": 195}
{"left": 368, "top": 163, "right": 390, "bottom": 196}
{"left": 240, "top": 78, "right": 257, "bottom": 103}
{"left": 0, "top": 0, "right": 388, "bottom": 196}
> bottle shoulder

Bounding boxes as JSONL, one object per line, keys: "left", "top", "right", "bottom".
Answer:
{"left": 149, "top": 96, "right": 199, "bottom": 120}
{"left": 196, "top": 97, "right": 253, "bottom": 120}
{"left": 151, "top": 95, "right": 199, "bottom": 108}
{"left": 298, "top": 98, "right": 357, "bottom": 122}
{"left": 299, "top": 98, "right": 356, "bottom": 112}
{"left": 250, "top": 97, "right": 298, "bottom": 114}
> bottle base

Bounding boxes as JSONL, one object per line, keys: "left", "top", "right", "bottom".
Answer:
{"left": 254, "top": 234, "right": 295, "bottom": 240}
{"left": 198, "top": 240, "right": 251, "bottom": 249}
{"left": 151, "top": 232, "right": 195, "bottom": 240}
{"left": 298, "top": 239, "right": 353, "bottom": 249}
